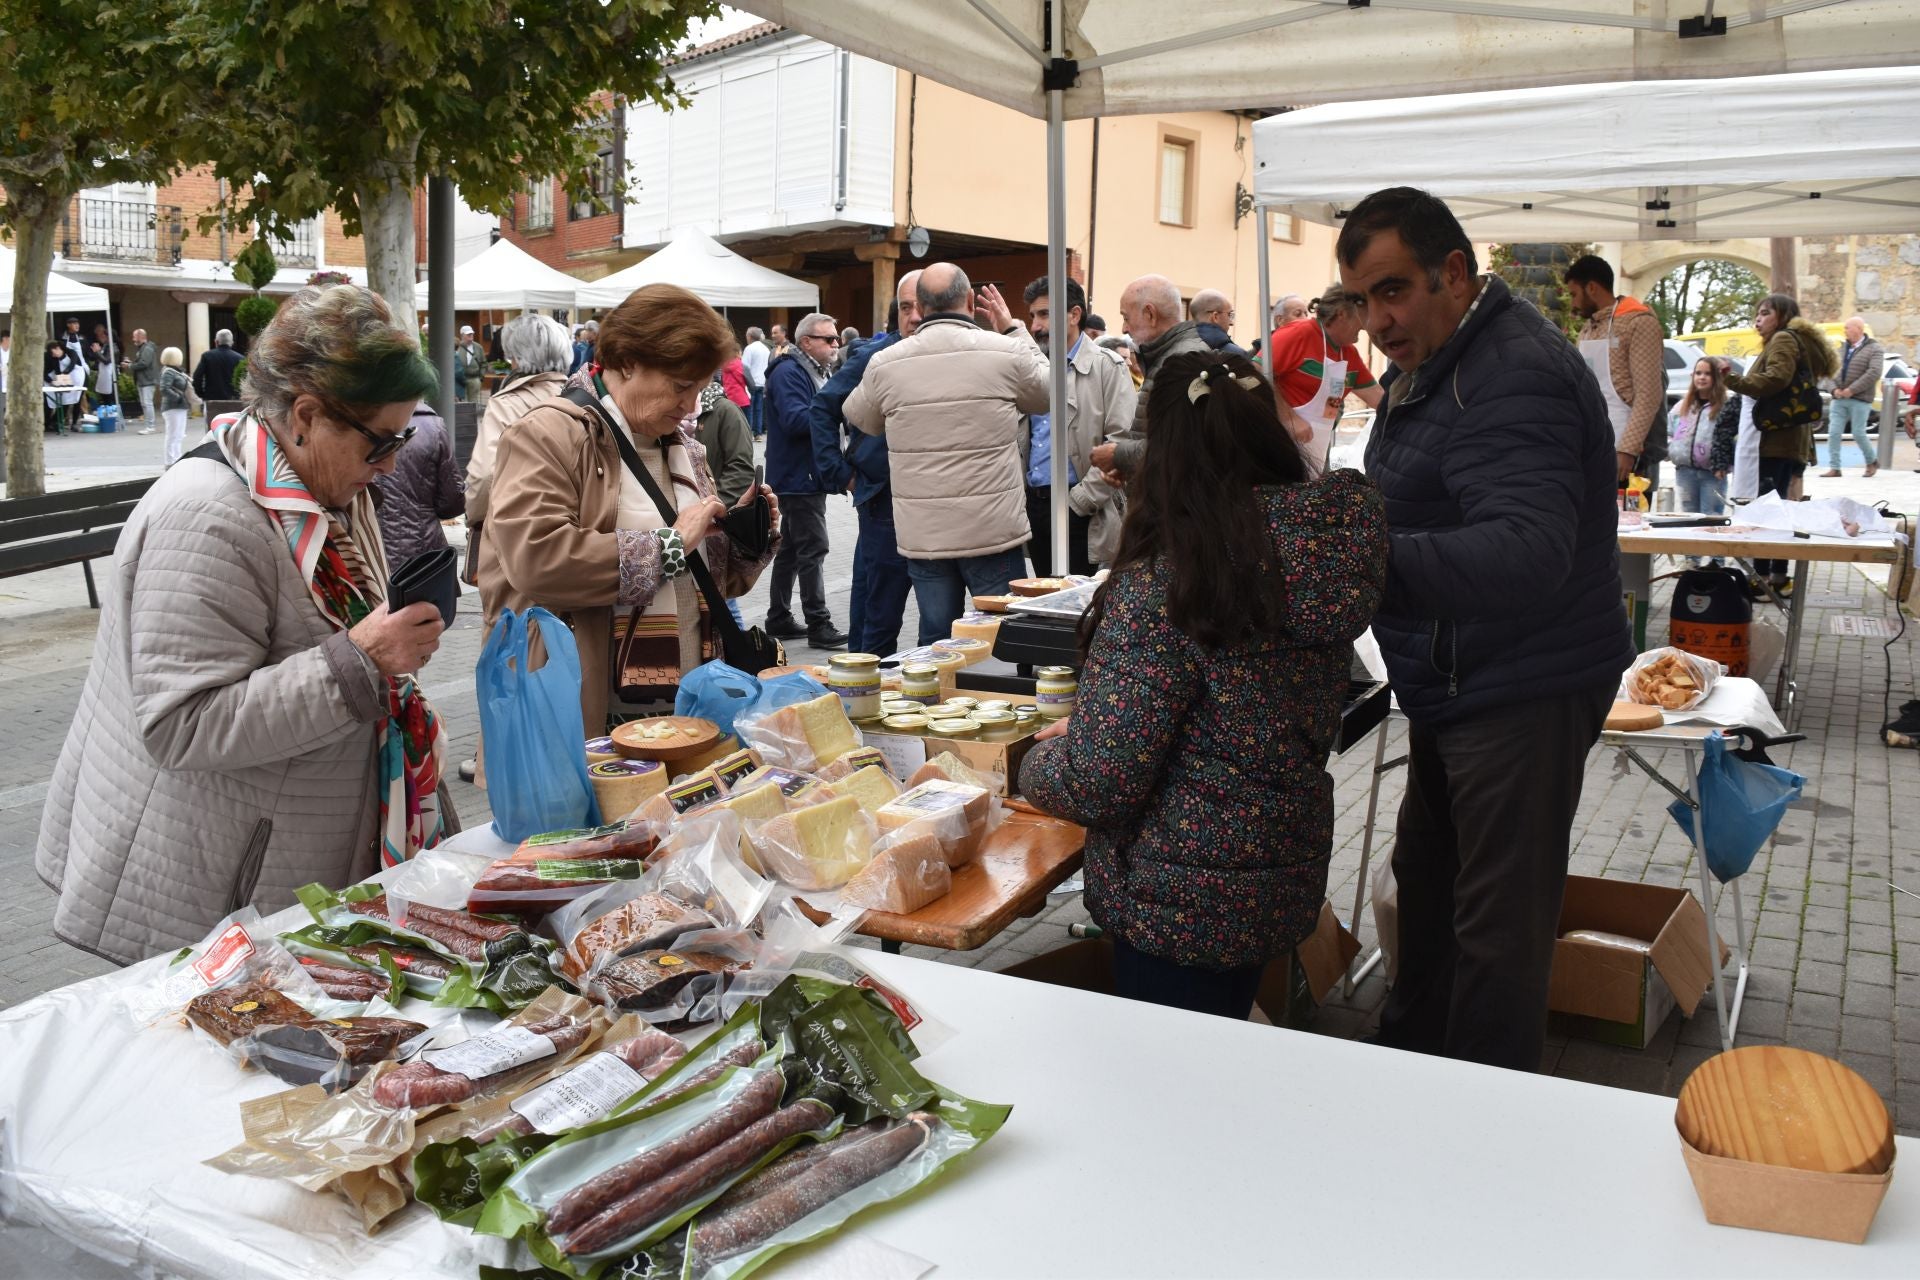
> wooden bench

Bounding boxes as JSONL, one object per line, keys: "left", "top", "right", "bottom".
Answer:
{"left": 0, "top": 480, "right": 158, "bottom": 608}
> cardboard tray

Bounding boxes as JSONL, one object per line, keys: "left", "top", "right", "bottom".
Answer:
{"left": 1678, "top": 1135, "right": 1895, "bottom": 1244}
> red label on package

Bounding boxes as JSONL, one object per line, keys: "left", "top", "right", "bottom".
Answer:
{"left": 191, "top": 922, "right": 255, "bottom": 986}
{"left": 857, "top": 974, "right": 923, "bottom": 1032}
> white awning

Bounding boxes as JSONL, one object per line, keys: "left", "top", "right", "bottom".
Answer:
{"left": 416, "top": 237, "right": 579, "bottom": 311}
{"left": 576, "top": 228, "right": 820, "bottom": 310}
{"left": 1253, "top": 66, "right": 1920, "bottom": 240}
{"left": 735, "top": 1, "right": 1920, "bottom": 120}
{"left": 0, "top": 244, "right": 112, "bottom": 315}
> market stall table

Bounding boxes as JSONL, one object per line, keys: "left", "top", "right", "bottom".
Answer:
{"left": 439, "top": 807, "right": 1088, "bottom": 955}
{"left": 1616, "top": 523, "right": 1901, "bottom": 731}
{"left": 5, "top": 917, "right": 1917, "bottom": 1278}
{"left": 41, "top": 383, "right": 84, "bottom": 433}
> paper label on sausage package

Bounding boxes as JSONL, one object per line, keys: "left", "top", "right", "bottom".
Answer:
{"left": 191, "top": 922, "right": 256, "bottom": 987}
{"left": 507, "top": 1051, "right": 646, "bottom": 1135}
{"left": 524, "top": 820, "right": 632, "bottom": 848}
{"left": 422, "top": 1023, "right": 557, "bottom": 1080}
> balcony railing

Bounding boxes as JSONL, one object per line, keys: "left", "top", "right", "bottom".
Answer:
{"left": 60, "top": 197, "right": 185, "bottom": 266}
{"left": 271, "top": 219, "right": 319, "bottom": 269}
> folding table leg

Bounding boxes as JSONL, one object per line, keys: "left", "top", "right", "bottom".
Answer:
{"left": 1774, "top": 558, "right": 1810, "bottom": 732}
{"left": 1685, "top": 749, "right": 1737, "bottom": 1051}
{"left": 1343, "top": 716, "right": 1394, "bottom": 997}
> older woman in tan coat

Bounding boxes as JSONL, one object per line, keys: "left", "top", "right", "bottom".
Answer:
{"left": 38, "top": 286, "right": 447, "bottom": 964}
{"left": 479, "top": 285, "right": 779, "bottom": 733}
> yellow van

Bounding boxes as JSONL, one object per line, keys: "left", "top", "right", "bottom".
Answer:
{"left": 1678, "top": 323, "right": 1850, "bottom": 360}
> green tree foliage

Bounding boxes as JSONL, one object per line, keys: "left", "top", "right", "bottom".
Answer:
{"left": 1646, "top": 258, "right": 1767, "bottom": 337}
{"left": 231, "top": 237, "right": 279, "bottom": 291}
{"left": 1, "top": 0, "right": 185, "bottom": 496}
{"left": 145, "top": 0, "right": 719, "bottom": 316}
{"left": 234, "top": 293, "right": 281, "bottom": 337}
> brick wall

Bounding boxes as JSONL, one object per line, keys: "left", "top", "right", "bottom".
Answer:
{"left": 152, "top": 163, "right": 367, "bottom": 270}
{"left": 502, "top": 181, "right": 622, "bottom": 274}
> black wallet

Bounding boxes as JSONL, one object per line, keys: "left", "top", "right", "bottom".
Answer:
{"left": 722, "top": 493, "right": 774, "bottom": 560}
{"left": 388, "top": 545, "right": 459, "bottom": 628}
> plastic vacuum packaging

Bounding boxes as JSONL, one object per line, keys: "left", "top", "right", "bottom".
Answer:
{"left": 742, "top": 799, "right": 878, "bottom": 892}
{"left": 465, "top": 817, "right": 668, "bottom": 917}
{"left": 411, "top": 1017, "right": 690, "bottom": 1227}
{"left": 289, "top": 881, "right": 559, "bottom": 1013}
{"left": 471, "top": 974, "right": 1007, "bottom": 1279}
{"left": 121, "top": 907, "right": 330, "bottom": 1029}
{"left": 206, "top": 987, "right": 612, "bottom": 1231}
{"left": 185, "top": 980, "right": 431, "bottom": 1093}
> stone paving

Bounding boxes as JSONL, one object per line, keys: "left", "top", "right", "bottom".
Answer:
{"left": 3, "top": 423, "right": 1918, "bottom": 1138}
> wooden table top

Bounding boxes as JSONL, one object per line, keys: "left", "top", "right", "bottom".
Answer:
{"left": 1618, "top": 525, "right": 1900, "bottom": 563}
{"left": 800, "top": 805, "right": 1086, "bottom": 951}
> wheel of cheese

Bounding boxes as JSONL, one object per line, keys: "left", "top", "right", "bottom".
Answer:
{"left": 1604, "top": 700, "right": 1663, "bottom": 732}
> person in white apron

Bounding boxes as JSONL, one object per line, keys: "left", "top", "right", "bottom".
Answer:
{"left": 1276, "top": 283, "right": 1381, "bottom": 475}
{"left": 1566, "top": 258, "right": 1668, "bottom": 485}
{"left": 1728, "top": 386, "right": 1760, "bottom": 500}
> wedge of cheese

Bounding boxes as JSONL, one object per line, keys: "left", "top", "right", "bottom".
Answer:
{"left": 907, "top": 752, "right": 990, "bottom": 792}
{"left": 874, "top": 780, "right": 993, "bottom": 867}
{"left": 634, "top": 769, "right": 727, "bottom": 827}
{"left": 760, "top": 692, "right": 859, "bottom": 770}
{"left": 841, "top": 833, "right": 951, "bottom": 914}
{"left": 833, "top": 765, "right": 901, "bottom": 814}
{"left": 715, "top": 780, "right": 787, "bottom": 873}
{"left": 747, "top": 795, "right": 873, "bottom": 891}
{"left": 818, "top": 746, "right": 890, "bottom": 782}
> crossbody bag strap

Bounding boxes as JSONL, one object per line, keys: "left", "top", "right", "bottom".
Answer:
{"left": 562, "top": 385, "right": 742, "bottom": 635}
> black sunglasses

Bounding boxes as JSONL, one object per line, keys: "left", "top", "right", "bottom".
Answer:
{"left": 332, "top": 405, "right": 415, "bottom": 463}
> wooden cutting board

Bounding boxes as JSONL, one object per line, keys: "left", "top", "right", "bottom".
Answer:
{"left": 610, "top": 716, "right": 721, "bottom": 762}
{"left": 1605, "top": 700, "right": 1663, "bottom": 732}
{"left": 1676, "top": 1046, "right": 1894, "bottom": 1174}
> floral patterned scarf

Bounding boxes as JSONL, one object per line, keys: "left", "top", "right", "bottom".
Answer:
{"left": 213, "top": 412, "right": 446, "bottom": 867}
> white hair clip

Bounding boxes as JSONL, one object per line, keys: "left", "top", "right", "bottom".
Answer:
{"left": 1189, "top": 368, "right": 1261, "bottom": 403}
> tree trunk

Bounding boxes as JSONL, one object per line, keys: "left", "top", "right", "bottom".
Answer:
{"left": 4, "top": 196, "right": 60, "bottom": 499}
{"left": 358, "top": 175, "right": 419, "bottom": 324}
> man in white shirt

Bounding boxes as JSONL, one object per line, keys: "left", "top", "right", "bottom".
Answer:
{"left": 740, "top": 325, "right": 770, "bottom": 438}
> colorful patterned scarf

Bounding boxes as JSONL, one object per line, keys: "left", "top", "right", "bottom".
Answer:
{"left": 213, "top": 412, "right": 446, "bottom": 867}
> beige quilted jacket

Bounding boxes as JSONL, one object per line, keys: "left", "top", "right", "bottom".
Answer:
{"left": 36, "top": 455, "right": 390, "bottom": 965}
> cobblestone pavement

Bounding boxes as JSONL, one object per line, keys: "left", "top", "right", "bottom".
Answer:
{"left": 4, "top": 426, "right": 1918, "bottom": 1136}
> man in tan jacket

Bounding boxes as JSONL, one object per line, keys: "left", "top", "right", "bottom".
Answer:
{"left": 844, "top": 262, "right": 1050, "bottom": 643}
{"left": 1566, "top": 254, "right": 1668, "bottom": 484}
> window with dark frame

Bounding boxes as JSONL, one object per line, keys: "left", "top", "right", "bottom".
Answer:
{"left": 570, "top": 115, "right": 621, "bottom": 221}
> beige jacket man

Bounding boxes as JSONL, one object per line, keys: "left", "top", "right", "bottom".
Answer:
{"left": 1014, "top": 336, "right": 1137, "bottom": 564}
{"left": 844, "top": 315, "right": 1051, "bottom": 560}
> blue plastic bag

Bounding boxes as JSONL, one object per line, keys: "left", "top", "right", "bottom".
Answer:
{"left": 674, "top": 662, "right": 762, "bottom": 740}
{"left": 478, "top": 607, "right": 600, "bottom": 842}
{"left": 1666, "top": 732, "right": 1805, "bottom": 883}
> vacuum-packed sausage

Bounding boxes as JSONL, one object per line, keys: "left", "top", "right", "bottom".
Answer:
{"left": 346, "top": 897, "right": 486, "bottom": 960}
{"left": 559, "top": 1099, "right": 834, "bottom": 1256}
{"left": 371, "top": 1015, "right": 589, "bottom": 1109}
{"left": 690, "top": 1115, "right": 933, "bottom": 1262}
{"left": 544, "top": 1067, "right": 783, "bottom": 1238}
{"left": 703, "top": 1119, "right": 890, "bottom": 1214}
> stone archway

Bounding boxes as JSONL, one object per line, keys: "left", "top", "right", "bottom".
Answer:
{"left": 1601, "top": 239, "right": 1774, "bottom": 298}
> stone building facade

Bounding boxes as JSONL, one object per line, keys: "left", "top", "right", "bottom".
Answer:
{"left": 1800, "top": 235, "right": 1920, "bottom": 357}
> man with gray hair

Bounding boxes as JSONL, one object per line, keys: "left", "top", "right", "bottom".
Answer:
{"left": 1189, "top": 288, "right": 1247, "bottom": 358}
{"left": 762, "top": 310, "right": 847, "bottom": 648}
{"left": 1823, "top": 315, "right": 1884, "bottom": 478}
{"left": 191, "top": 328, "right": 244, "bottom": 403}
{"left": 844, "top": 262, "right": 1049, "bottom": 642}
{"left": 124, "top": 328, "right": 160, "bottom": 434}
{"left": 1274, "top": 293, "right": 1309, "bottom": 327}
{"left": 1090, "top": 274, "right": 1211, "bottom": 480}
{"left": 741, "top": 324, "right": 770, "bottom": 436}
{"left": 466, "top": 313, "right": 574, "bottom": 528}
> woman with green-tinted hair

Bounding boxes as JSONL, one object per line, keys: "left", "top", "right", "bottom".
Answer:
{"left": 36, "top": 284, "right": 456, "bottom": 965}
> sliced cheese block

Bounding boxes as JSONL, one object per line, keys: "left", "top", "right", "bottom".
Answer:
{"left": 834, "top": 765, "right": 901, "bottom": 814}
{"left": 949, "top": 613, "right": 1003, "bottom": 648}
{"left": 748, "top": 795, "right": 873, "bottom": 891}
{"left": 875, "top": 780, "right": 992, "bottom": 867}
{"left": 789, "top": 780, "right": 838, "bottom": 807}
{"left": 762, "top": 692, "right": 860, "bottom": 770}
{"left": 634, "top": 769, "right": 726, "bottom": 828}
{"left": 716, "top": 780, "right": 788, "bottom": 873}
{"left": 841, "top": 833, "right": 951, "bottom": 914}
{"left": 818, "top": 746, "right": 890, "bottom": 782}
{"left": 907, "top": 751, "right": 989, "bottom": 792}
{"left": 735, "top": 765, "right": 814, "bottom": 798}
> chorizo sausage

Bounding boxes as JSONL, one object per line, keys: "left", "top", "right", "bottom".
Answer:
{"left": 559, "top": 1099, "right": 835, "bottom": 1256}
{"left": 544, "top": 1067, "right": 782, "bottom": 1238}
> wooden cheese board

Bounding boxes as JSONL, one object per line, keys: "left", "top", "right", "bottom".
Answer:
{"left": 1676, "top": 1046, "right": 1894, "bottom": 1174}
{"left": 610, "top": 715, "right": 722, "bottom": 762}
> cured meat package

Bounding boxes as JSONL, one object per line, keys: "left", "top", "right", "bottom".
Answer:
{"left": 467, "top": 974, "right": 1008, "bottom": 1279}
{"left": 464, "top": 817, "right": 669, "bottom": 917}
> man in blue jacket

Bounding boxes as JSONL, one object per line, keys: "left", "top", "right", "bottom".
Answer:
{"left": 762, "top": 311, "right": 846, "bottom": 649}
{"left": 812, "top": 271, "right": 921, "bottom": 656}
{"left": 1341, "top": 187, "right": 1634, "bottom": 1073}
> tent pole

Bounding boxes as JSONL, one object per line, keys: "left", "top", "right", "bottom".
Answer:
{"left": 102, "top": 294, "right": 119, "bottom": 413}
{"left": 428, "top": 177, "right": 456, "bottom": 424}
{"left": 1045, "top": 6, "right": 1070, "bottom": 576}
{"left": 1255, "top": 202, "right": 1273, "bottom": 377}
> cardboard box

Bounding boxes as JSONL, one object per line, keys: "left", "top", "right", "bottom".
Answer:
{"left": 1547, "top": 876, "right": 1721, "bottom": 1049}
{"left": 859, "top": 726, "right": 1043, "bottom": 796}
{"left": 1001, "top": 900, "right": 1359, "bottom": 1030}
{"left": 1679, "top": 1137, "right": 1894, "bottom": 1244}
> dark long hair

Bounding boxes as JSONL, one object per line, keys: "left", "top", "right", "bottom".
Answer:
{"left": 1082, "top": 350, "right": 1308, "bottom": 651}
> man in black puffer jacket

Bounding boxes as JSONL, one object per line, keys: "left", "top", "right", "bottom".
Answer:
{"left": 1341, "top": 187, "right": 1634, "bottom": 1073}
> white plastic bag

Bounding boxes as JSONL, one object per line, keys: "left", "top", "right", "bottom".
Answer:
{"left": 1369, "top": 853, "right": 1399, "bottom": 986}
{"left": 1621, "top": 645, "right": 1723, "bottom": 712}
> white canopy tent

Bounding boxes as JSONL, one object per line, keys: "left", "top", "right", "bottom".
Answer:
{"left": 738, "top": 0, "right": 1920, "bottom": 563}
{"left": 415, "top": 236, "right": 579, "bottom": 311}
{"left": 0, "top": 245, "right": 112, "bottom": 316}
{"left": 1251, "top": 66, "right": 1920, "bottom": 242}
{"left": 577, "top": 228, "right": 819, "bottom": 311}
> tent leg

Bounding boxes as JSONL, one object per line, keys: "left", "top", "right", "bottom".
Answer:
{"left": 1046, "top": 82, "right": 1070, "bottom": 574}
{"left": 1255, "top": 202, "right": 1272, "bottom": 376}
{"left": 428, "top": 177, "right": 456, "bottom": 424}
